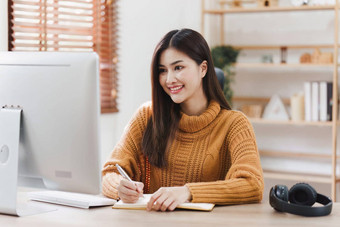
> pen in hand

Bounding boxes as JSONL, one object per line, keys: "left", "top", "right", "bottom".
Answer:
{"left": 116, "top": 163, "right": 133, "bottom": 181}
{"left": 115, "top": 163, "right": 144, "bottom": 197}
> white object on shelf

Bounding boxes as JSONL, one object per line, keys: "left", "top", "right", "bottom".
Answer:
{"left": 304, "top": 82, "right": 312, "bottom": 122}
{"left": 262, "top": 94, "right": 290, "bottom": 121}
{"left": 290, "top": 92, "right": 305, "bottom": 121}
{"left": 311, "top": 81, "right": 320, "bottom": 122}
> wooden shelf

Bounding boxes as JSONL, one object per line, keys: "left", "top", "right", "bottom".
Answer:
{"left": 233, "top": 96, "right": 339, "bottom": 106}
{"left": 250, "top": 118, "right": 333, "bottom": 126}
{"left": 263, "top": 171, "right": 335, "bottom": 184}
{"left": 234, "top": 96, "right": 337, "bottom": 126}
{"left": 233, "top": 44, "right": 334, "bottom": 50}
{"left": 203, "top": 5, "right": 335, "bottom": 14}
{"left": 235, "top": 63, "right": 333, "bottom": 68}
{"left": 260, "top": 150, "right": 340, "bottom": 160}
{"left": 233, "top": 96, "right": 289, "bottom": 104}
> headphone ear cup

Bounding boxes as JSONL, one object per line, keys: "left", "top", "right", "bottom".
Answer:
{"left": 276, "top": 185, "right": 289, "bottom": 202}
{"left": 289, "top": 183, "right": 317, "bottom": 206}
{"left": 270, "top": 185, "right": 289, "bottom": 212}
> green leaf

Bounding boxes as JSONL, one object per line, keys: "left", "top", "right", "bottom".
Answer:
{"left": 211, "top": 45, "right": 240, "bottom": 107}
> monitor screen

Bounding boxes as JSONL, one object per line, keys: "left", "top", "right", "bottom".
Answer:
{"left": 0, "top": 52, "right": 101, "bottom": 194}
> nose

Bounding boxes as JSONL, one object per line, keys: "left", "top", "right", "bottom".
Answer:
{"left": 166, "top": 71, "right": 177, "bottom": 84}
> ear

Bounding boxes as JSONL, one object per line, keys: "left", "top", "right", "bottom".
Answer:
{"left": 200, "top": 60, "right": 208, "bottom": 78}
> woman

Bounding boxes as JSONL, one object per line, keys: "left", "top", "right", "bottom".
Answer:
{"left": 102, "top": 28, "right": 263, "bottom": 211}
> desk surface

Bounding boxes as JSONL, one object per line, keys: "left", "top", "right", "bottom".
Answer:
{"left": 0, "top": 199, "right": 339, "bottom": 227}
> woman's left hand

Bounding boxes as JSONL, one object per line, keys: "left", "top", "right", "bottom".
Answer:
{"left": 146, "top": 186, "right": 192, "bottom": 212}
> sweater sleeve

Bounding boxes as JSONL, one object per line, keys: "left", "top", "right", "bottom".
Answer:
{"left": 101, "top": 102, "right": 151, "bottom": 199}
{"left": 185, "top": 112, "right": 264, "bottom": 205}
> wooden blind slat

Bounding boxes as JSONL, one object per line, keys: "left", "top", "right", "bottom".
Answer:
{"left": 13, "top": 0, "right": 94, "bottom": 5}
{"left": 45, "top": 4, "right": 93, "bottom": 11}
{"left": 15, "top": 0, "right": 93, "bottom": 9}
{"left": 45, "top": 11, "right": 93, "bottom": 17}
{"left": 12, "top": 2, "right": 43, "bottom": 7}
{"left": 13, "top": 43, "right": 93, "bottom": 49}
{"left": 101, "top": 96, "right": 116, "bottom": 102}
{"left": 12, "top": 7, "right": 93, "bottom": 17}
{"left": 12, "top": 27, "right": 42, "bottom": 33}
{"left": 12, "top": 2, "right": 93, "bottom": 10}
{"left": 13, "top": 22, "right": 93, "bottom": 31}
{"left": 47, "top": 11, "right": 93, "bottom": 17}
{"left": 13, "top": 27, "right": 93, "bottom": 36}
{"left": 13, "top": 15, "right": 93, "bottom": 24}
{"left": 12, "top": 14, "right": 42, "bottom": 20}
{"left": 9, "top": 0, "right": 119, "bottom": 113}
{"left": 12, "top": 7, "right": 41, "bottom": 13}
{"left": 100, "top": 77, "right": 114, "bottom": 84}
{"left": 52, "top": 0, "right": 93, "bottom": 4}
{"left": 13, "top": 35, "right": 92, "bottom": 43}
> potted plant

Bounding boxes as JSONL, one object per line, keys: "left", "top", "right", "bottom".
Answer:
{"left": 211, "top": 45, "right": 240, "bottom": 106}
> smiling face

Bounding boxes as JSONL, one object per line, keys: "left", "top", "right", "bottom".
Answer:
{"left": 158, "top": 48, "right": 208, "bottom": 113}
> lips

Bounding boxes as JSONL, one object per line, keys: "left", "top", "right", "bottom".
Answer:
{"left": 169, "top": 85, "right": 184, "bottom": 94}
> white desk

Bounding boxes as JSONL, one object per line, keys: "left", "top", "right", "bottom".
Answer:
{"left": 0, "top": 199, "right": 339, "bottom": 226}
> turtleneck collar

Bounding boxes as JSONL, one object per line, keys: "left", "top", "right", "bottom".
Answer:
{"left": 178, "top": 100, "right": 221, "bottom": 133}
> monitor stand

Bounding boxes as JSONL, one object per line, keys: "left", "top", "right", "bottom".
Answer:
{"left": 0, "top": 106, "right": 55, "bottom": 216}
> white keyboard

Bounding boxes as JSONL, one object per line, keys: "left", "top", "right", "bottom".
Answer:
{"left": 28, "top": 190, "right": 117, "bottom": 209}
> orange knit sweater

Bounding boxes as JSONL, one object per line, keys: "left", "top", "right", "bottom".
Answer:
{"left": 102, "top": 100, "right": 264, "bottom": 205}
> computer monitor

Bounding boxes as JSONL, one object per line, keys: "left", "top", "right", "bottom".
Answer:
{"left": 0, "top": 52, "right": 101, "bottom": 195}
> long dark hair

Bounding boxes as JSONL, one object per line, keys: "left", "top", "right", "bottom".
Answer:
{"left": 142, "top": 28, "right": 231, "bottom": 168}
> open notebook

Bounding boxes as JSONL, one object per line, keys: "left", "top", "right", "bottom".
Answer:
{"left": 112, "top": 194, "right": 214, "bottom": 211}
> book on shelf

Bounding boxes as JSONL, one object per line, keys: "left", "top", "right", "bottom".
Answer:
{"left": 319, "top": 81, "right": 333, "bottom": 122}
{"left": 311, "top": 81, "right": 319, "bottom": 121}
{"left": 304, "top": 81, "right": 312, "bottom": 121}
{"left": 304, "top": 81, "right": 333, "bottom": 122}
{"left": 112, "top": 194, "right": 215, "bottom": 211}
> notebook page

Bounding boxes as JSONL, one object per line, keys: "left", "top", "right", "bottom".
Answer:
{"left": 112, "top": 194, "right": 214, "bottom": 211}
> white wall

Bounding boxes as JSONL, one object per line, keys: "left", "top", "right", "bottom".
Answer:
{"left": 0, "top": 1, "right": 8, "bottom": 50}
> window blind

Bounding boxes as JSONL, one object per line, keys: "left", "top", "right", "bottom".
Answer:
{"left": 8, "top": 0, "right": 118, "bottom": 113}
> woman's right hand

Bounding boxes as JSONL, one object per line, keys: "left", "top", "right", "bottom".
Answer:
{"left": 117, "top": 178, "right": 144, "bottom": 203}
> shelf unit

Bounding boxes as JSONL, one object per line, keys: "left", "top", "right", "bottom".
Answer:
{"left": 201, "top": 0, "right": 340, "bottom": 200}
{"left": 250, "top": 118, "right": 334, "bottom": 126}
{"left": 235, "top": 63, "right": 334, "bottom": 68}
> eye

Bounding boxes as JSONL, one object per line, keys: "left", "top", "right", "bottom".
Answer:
{"left": 174, "top": 65, "right": 183, "bottom": 71}
{"left": 159, "top": 68, "right": 167, "bottom": 74}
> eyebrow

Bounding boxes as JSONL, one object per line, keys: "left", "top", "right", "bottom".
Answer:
{"left": 159, "top": 60, "right": 184, "bottom": 67}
